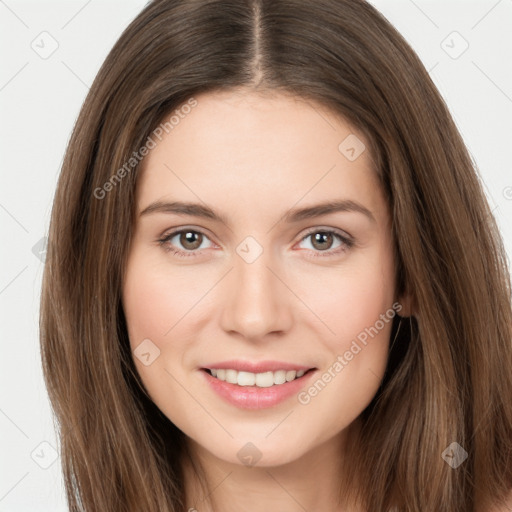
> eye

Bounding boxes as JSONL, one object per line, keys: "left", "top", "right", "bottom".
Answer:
{"left": 158, "top": 227, "right": 354, "bottom": 259}
{"left": 296, "top": 228, "right": 354, "bottom": 258}
{"left": 158, "top": 228, "right": 214, "bottom": 258}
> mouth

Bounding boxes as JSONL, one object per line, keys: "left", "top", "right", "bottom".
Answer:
{"left": 201, "top": 367, "right": 316, "bottom": 388}
{"left": 199, "top": 359, "right": 318, "bottom": 409}
{"left": 200, "top": 365, "right": 318, "bottom": 409}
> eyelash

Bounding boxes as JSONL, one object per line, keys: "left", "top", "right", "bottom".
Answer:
{"left": 157, "top": 227, "right": 354, "bottom": 259}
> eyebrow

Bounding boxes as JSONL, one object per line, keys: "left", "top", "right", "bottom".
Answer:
{"left": 139, "top": 199, "right": 376, "bottom": 225}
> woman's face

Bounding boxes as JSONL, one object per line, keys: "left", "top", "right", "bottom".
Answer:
{"left": 122, "top": 89, "right": 405, "bottom": 467}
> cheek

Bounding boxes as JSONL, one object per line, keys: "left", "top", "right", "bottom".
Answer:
{"left": 122, "top": 253, "right": 208, "bottom": 349}
{"left": 121, "top": 253, "right": 201, "bottom": 421}
{"left": 294, "top": 246, "right": 396, "bottom": 409}
{"left": 293, "top": 246, "right": 396, "bottom": 345}
{"left": 123, "top": 269, "right": 175, "bottom": 344}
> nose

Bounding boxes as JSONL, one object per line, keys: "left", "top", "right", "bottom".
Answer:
{"left": 219, "top": 247, "right": 294, "bottom": 341}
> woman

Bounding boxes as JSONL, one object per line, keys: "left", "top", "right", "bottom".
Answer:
{"left": 39, "top": 0, "right": 512, "bottom": 510}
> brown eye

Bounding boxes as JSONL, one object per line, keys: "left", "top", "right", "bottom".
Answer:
{"left": 297, "top": 228, "right": 354, "bottom": 258}
{"left": 179, "top": 231, "right": 203, "bottom": 250}
{"left": 158, "top": 229, "right": 214, "bottom": 257}
{"left": 310, "top": 232, "right": 335, "bottom": 251}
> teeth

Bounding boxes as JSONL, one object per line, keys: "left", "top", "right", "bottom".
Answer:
{"left": 208, "top": 368, "right": 309, "bottom": 387}
{"left": 225, "top": 369, "right": 237, "bottom": 384}
{"left": 285, "top": 370, "right": 296, "bottom": 382}
{"left": 237, "top": 371, "right": 255, "bottom": 386}
{"left": 256, "top": 371, "right": 274, "bottom": 387}
{"left": 273, "top": 370, "right": 286, "bottom": 385}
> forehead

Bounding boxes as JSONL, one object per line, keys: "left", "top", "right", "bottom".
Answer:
{"left": 136, "top": 90, "right": 387, "bottom": 225}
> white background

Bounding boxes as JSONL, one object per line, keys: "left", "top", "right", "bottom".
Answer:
{"left": 0, "top": 1, "right": 511, "bottom": 510}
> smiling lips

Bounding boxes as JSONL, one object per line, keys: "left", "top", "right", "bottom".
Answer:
{"left": 202, "top": 359, "right": 315, "bottom": 386}
{"left": 208, "top": 368, "right": 307, "bottom": 387}
{"left": 200, "top": 360, "right": 317, "bottom": 409}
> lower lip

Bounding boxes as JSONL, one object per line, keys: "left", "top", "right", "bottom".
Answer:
{"left": 200, "top": 369, "right": 317, "bottom": 410}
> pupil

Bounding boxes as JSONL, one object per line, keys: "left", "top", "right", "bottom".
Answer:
{"left": 182, "top": 231, "right": 201, "bottom": 249}
{"left": 314, "top": 232, "right": 332, "bottom": 250}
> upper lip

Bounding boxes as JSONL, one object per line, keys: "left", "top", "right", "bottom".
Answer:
{"left": 201, "top": 360, "right": 316, "bottom": 373}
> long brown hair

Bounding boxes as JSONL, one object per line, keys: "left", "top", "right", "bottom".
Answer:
{"left": 39, "top": 0, "right": 512, "bottom": 510}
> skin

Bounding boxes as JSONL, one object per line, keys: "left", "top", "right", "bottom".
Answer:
{"left": 122, "top": 88, "right": 412, "bottom": 511}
